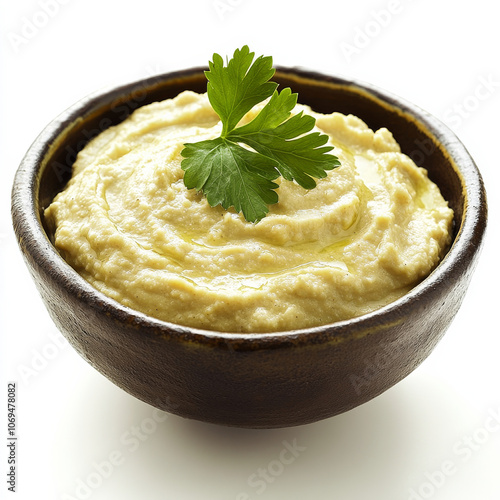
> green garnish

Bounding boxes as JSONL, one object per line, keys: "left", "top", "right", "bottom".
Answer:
{"left": 180, "top": 46, "right": 341, "bottom": 223}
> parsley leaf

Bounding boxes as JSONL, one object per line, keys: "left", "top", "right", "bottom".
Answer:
{"left": 182, "top": 138, "right": 279, "bottom": 224}
{"left": 206, "top": 46, "right": 277, "bottom": 136}
{"left": 181, "top": 45, "right": 341, "bottom": 223}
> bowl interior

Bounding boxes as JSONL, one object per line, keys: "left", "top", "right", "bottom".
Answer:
{"left": 37, "top": 68, "right": 463, "bottom": 244}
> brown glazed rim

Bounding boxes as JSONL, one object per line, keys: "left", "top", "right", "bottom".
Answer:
{"left": 14, "top": 66, "right": 487, "bottom": 351}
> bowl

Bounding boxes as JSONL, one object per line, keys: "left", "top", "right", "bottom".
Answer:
{"left": 11, "top": 67, "right": 487, "bottom": 428}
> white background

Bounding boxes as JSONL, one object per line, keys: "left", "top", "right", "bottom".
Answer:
{"left": 1, "top": 1, "right": 499, "bottom": 499}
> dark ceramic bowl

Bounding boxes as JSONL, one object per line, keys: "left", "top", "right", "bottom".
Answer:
{"left": 12, "top": 67, "right": 487, "bottom": 428}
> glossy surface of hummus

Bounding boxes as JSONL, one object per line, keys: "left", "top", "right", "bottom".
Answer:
{"left": 45, "top": 91, "right": 453, "bottom": 332}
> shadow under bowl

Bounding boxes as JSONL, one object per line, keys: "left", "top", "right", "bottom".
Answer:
{"left": 11, "top": 67, "right": 487, "bottom": 428}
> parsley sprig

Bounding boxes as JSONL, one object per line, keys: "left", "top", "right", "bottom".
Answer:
{"left": 180, "top": 46, "right": 341, "bottom": 223}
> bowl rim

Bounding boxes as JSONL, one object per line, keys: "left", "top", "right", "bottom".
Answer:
{"left": 11, "top": 66, "right": 487, "bottom": 348}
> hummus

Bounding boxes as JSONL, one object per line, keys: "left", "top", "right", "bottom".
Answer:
{"left": 45, "top": 91, "right": 453, "bottom": 333}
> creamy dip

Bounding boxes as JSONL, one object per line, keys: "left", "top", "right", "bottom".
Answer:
{"left": 45, "top": 91, "right": 453, "bottom": 333}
